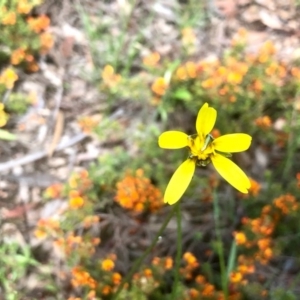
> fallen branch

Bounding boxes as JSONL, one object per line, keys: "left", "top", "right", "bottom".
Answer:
{"left": 0, "top": 133, "right": 87, "bottom": 173}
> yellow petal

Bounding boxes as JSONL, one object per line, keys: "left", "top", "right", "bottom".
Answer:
{"left": 164, "top": 159, "right": 195, "bottom": 205}
{"left": 213, "top": 134, "right": 252, "bottom": 153}
{"left": 196, "top": 103, "right": 217, "bottom": 137}
{"left": 211, "top": 154, "right": 250, "bottom": 193}
{"left": 158, "top": 131, "right": 188, "bottom": 149}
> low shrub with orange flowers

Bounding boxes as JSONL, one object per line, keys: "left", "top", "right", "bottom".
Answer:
{"left": 26, "top": 19, "right": 300, "bottom": 300}
{"left": 0, "top": 0, "right": 54, "bottom": 137}
{"left": 146, "top": 31, "right": 298, "bottom": 154}
{"left": 0, "top": 0, "right": 53, "bottom": 77}
{"left": 115, "top": 169, "right": 163, "bottom": 213}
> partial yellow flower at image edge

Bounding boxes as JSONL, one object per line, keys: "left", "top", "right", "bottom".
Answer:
{"left": 158, "top": 103, "right": 252, "bottom": 205}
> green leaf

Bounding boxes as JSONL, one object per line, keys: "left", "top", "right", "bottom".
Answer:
{"left": 173, "top": 88, "right": 192, "bottom": 101}
{"left": 0, "top": 129, "right": 17, "bottom": 141}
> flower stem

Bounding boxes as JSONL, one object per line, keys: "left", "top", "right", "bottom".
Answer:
{"left": 213, "top": 191, "right": 228, "bottom": 299}
{"left": 112, "top": 206, "right": 176, "bottom": 300}
{"left": 171, "top": 202, "right": 182, "bottom": 299}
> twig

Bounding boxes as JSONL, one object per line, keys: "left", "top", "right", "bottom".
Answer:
{"left": 0, "top": 133, "right": 87, "bottom": 173}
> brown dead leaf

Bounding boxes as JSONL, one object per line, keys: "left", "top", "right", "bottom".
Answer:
{"left": 1, "top": 203, "right": 35, "bottom": 219}
{"left": 59, "top": 36, "right": 75, "bottom": 58}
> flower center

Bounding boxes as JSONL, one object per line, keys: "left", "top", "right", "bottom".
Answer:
{"left": 188, "top": 135, "right": 215, "bottom": 166}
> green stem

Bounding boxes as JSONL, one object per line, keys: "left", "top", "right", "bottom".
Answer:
{"left": 282, "top": 104, "right": 298, "bottom": 181}
{"left": 171, "top": 202, "right": 182, "bottom": 299}
{"left": 112, "top": 206, "right": 176, "bottom": 300}
{"left": 113, "top": 0, "right": 137, "bottom": 70}
{"left": 213, "top": 191, "right": 228, "bottom": 299}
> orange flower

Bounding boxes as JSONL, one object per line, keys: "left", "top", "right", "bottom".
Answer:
{"left": 34, "top": 218, "right": 60, "bottom": 239}
{"left": 78, "top": 115, "right": 101, "bottom": 133}
{"left": 115, "top": 169, "right": 163, "bottom": 213}
{"left": 26, "top": 61, "right": 39, "bottom": 72}
{"left": 201, "top": 78, "right": 215, "bottom": 89}
{"left": 231, "top": 27, "right": 248, "bottom": 47}
{"left": 181, "top": 27, "right": 196, "bottom": 54}
{"left": 255, "top": 116, "right": 272, "bottom": 129}
{"left": 230, "top": 271, "right": 243, "bottom": 283}
{"left": 11, "top": 48, "right": 26, "bottom": 65}
{"left": 234, "top": 232, "right": 247, "bottom": 245}
{"left": 82, "top": 215, "right": 100, "bottom": 228}
{"left": 189, "top": 288, "right": 200, "bottom": 298}
{"left": 143, "top": 268, "right": 153, "bottom": 278}
{"left": 185, "top": 61, "right": 197, "bottom": 78}
{"left": 25, "top": 54, "right": 34, "bottom": 62}
{"left": 265, "top": 62, "right": 278, "bottom": 76}
{"left": 183, "top": 252, "right": 198, "bottom": 265}
{"left": 101, "top": 258, "right": 115, "bottom": 271}
{"left": 152, "top": 257, "right": 160, "bottom": 265}
{"left": 248, "top": 178, "right": 261, "bottom": 196}
{"left": 17, "top": 0, "right": 33, "bottom": 14}
{"left": 0, "top": 68, "right": 18, "bottom": 89}
{"left": 150, "top": 96, "right": 161, "bottom": 106}
{"left": 69, "top": 196, "right": 84, "bottom": 209}
{"left": 27, "top": 15, "right": 50, "bottom": 33}
{"left": 202, "top": 284, "right": 215, "bottom": 296}
{"left": 252, "top": 79, "right": 263, "bottom": 93}
{"left": 291, "top": 67, "right": 300, "bottom": 79}
{"left": 92, "top": 237, "right": 101, "bottom": 246}
{"left": 263, "top": 248, "right": 273, "bottom": 260}
{"left": 68, "top": 170, "right": 92, "bottom": 190}
{"left": 71, "top": 267, "right": 97, "bottom": 289}
{"left": 101, "top": 285, "right": 111, "bottom": 295}
{"left": 67, "top": 235, "right": 82, "bottom": 246}
{"left": 195, "top": 275, "right": 206, "bottom": 284}
{"left": 87, "top": 290, "right": 96, "bottom": 300}
{"left": 112, "top": 272, "right": 122, "bottom": 285}
{"left": 258, "top": 41, "right": 276, "bottom": 63}
{"left": 44, "top": 183, "right": 63, "bottom": 198}
{"left": 1, "top": 11, "right": 16, "bottom": 25}
{"left": 257, "top": 238, "right": 271, "bottom": 251}
{"left": 226, "top": 58, "right": 248, "bottom": 75}
{"left": 102, "top": 65, "right": 121, "bottom": 87}
{"left": 151, "top": 77, "right": 168, "bottom": 96}
{"left": 181, "top": 27, "right": 196, "bottom": 45}
{"left": 217, "top": 66, "right": 227, "bottom": 77}
{"left": 176, "top": 66, "right": 188, "bottom": 80}
{"left": 164, "top": 257, "right": 173, "bottom": 270}
{"left": 227, "top": 72, "right": 243, "bottom": 85}
{"left": 143, "top": 52, "right": 160, "bottom": 67}
{"left": 40, "top": 32, "right": 54, "bottom": 54}
{"left": 176, "top": 62, "right": 197, "bottom": 80}
{"left": 34, "top": 228, "right": 47, "bottom": 239}
{"left": 273, "top": 194, "right": 298, "bottom": 214}
{"left": 229, "top": 95, "right": 236, "bottom": 102}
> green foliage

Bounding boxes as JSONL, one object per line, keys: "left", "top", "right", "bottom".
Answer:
{"left": 271, "top": 288, "right": 297, "bottom": 300}
{"left": 5, "top": 92, "right": 31, "bottom": 114}
{"left": 0, "top": 0, "right": 45, "bottom": 63}
{"left": 0, "top": 242, "right": 38, "bottom": 299}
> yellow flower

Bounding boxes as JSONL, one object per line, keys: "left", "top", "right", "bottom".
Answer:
{"left": 0, "top": 68, "right": 18, "bottom": 89}
{"left": 101, "top": 258, "right": 115, "bottom": 271}
{"left": 158, "top": 103, "right": 252, "bottom": 204}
